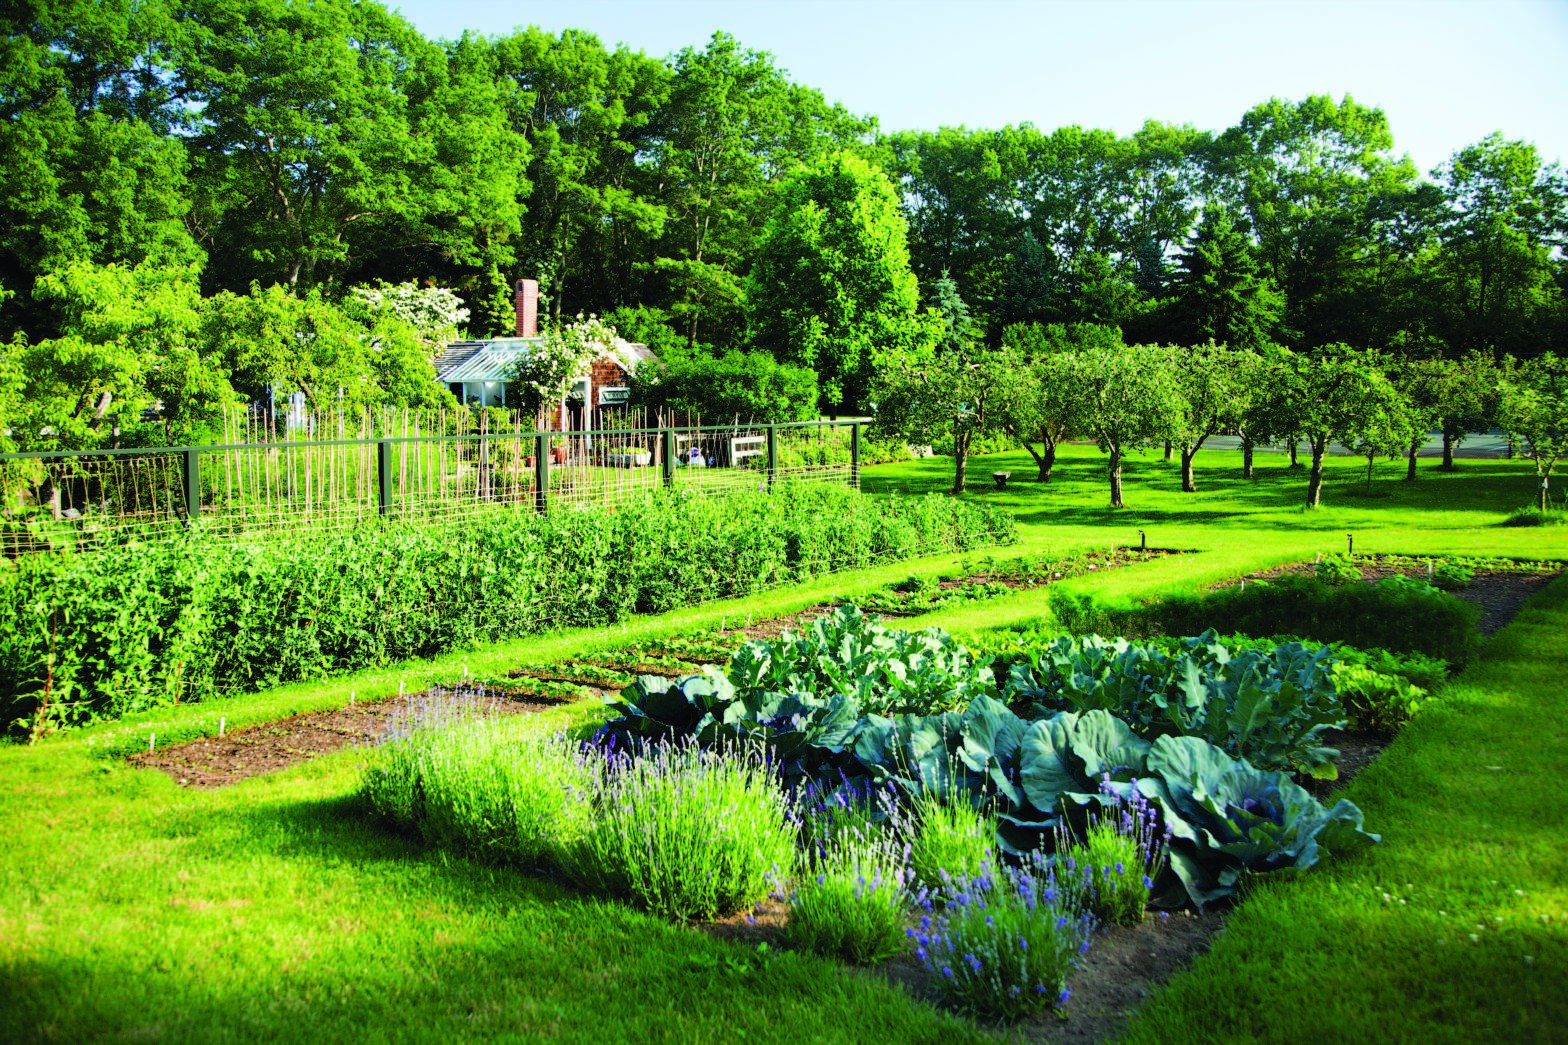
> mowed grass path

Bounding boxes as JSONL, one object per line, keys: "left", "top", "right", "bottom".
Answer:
{"left": 1120, "top": 575, "right": 1568, "bottom": 1043}
{"left": 1, "top": 443, "right": 1565, "bottom": 1041}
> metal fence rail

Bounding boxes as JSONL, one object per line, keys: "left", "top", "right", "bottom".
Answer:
{"left": 0, "top": 420, "right": 868, "bottom": 556}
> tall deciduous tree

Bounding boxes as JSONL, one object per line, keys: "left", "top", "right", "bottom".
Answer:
{"left": 177, "top": 0, "right": 524, "bottom": 294}
{"left": 1268, "top": 348, "right": 1407, "bottom": 508}
{"left": 1068, "top": 345, "right": 1185, "bottom": 508}
{"left": 1169, "top": 343, "right": 1254, "bottom": 492}
{"left": 1212, "top": 95, "right": 1419, "bottom": 350}
{"left": 649, "top": 32, "right": 871, "bottom": 349}
{"left": 493, "top": 27, "right": 668, "bottom": 323}
{"left": 1497, "top": 353, "right": 1568, "bottom": 512}
{"left": 0, "top": 0, "right": 201, "bottom": 335}
{"left": 747, "top": 153, "right": 923, "bottom": 412}
{"left": 1430, "top": 135, "right": 1566, "bottom": 359}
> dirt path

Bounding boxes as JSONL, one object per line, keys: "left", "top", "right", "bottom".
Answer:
{"left": 128, "top": 687, "right": 561, "bottom": 789}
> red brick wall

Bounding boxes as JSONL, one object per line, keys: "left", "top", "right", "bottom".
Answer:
{"left": 514, "top": 279, "right": 539, "bottom": 337}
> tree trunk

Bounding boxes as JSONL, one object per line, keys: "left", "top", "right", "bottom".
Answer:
{"left": 1289, "top": 440, "right": 1300, "bottom": 468}
{"left": 1242, "top": 438, "right": 1255, "bottom": 479}
{"left": 1542, "top": 474, "right": 1551, "bottom": 513}
{"left": 1180, "top": 448, "right": 1198, "bottom": 492}
{"left": 1441, "top": 429, "right": 1456, "bottom": 471}
{"left": 953, "top": 430, "right": 969, "bottom": 495}
{"left": 1108, "top": 446, "right": 1125, "bottom": 508}
{"left": 1163, "top": 440, "right": 1173, "bottom": 462}
{"left": 1405, "top": 441, "right": 1420, "bottom": 481}
{"left": 1306, "top": 444, "right": 1326, "bottom": 508}
{"left": 1025, "top": 437, "right": 1056, "bottom": 482}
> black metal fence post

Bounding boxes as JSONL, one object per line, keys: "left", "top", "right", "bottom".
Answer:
{"left": 850, "top": 423, "right": 861, "bottom": 489}
{"left": 534, "top": 432, "right": 548, "bottom": 513}
{"left": 766, "top": 425, "right": 778, "bottom": 488}
{"left": 182, "top": 448, "right": 201, "bottom": 520}
{"left": 661, "top": 428, "right": 674, "bottom": 488}
{"left": 377, "top": 440, "right": 392, "bottom": 517}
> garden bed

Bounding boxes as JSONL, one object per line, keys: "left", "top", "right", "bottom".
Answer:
{"left": 128, "top": 686, "right": 563, "bottom": 789}
{"left": 1214, "top": 554, "right": 1562, "bottom": 637}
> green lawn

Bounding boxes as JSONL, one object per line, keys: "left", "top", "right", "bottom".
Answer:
{"left": 1, "top": 442, "right": 1564, "bottom": 1041}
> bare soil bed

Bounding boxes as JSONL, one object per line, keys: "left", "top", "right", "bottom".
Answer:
{"left": 129, "top": 687, "right": 561, "bottom": 789}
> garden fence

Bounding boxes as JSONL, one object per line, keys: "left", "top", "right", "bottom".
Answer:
{"left": 0, "top": 419, "right": 871, "bottom": 556}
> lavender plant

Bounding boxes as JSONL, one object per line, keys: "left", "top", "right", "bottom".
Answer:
{"left": 561, "top": 739, "right": 796, "bottom": 920}
{"left": 794, "top": 776, "right": 900, "bottom": 860}
{"left": 909, "top": 857, "right": 1093, "bottom": 1022}
{"left": 1057, "top": 781, "right": 1168, "bottom": 926}
{"left": 906, "top": 788, "right": 997, "bottom": 893}
{"left": 785, "top": 830, "right": 914, "bottom": 964}
{"left": 361, "top": 713, "right": 601, "bottom": 867}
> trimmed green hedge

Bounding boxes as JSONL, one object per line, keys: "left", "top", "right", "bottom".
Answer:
{"left": 1048, "top": 573, "right": 1481, "bottom": 665}
{"left": 0, "top": 483, "right": 1014, "bottom": 736}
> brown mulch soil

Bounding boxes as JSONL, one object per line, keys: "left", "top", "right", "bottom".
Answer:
{"left": 722, "top": 549, "right": 1185, "bottom": 637}
{"left": 128, "top": 687, "right": 561, "bottom": 790}
{"left": 704, "top": 896, "right": 1224, "bottom": 1044}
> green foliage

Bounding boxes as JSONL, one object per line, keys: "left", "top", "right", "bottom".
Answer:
{"left": 598, "top": 618, "right": 1379, "bottom": 907}
{"left": 725, "top": 606, "right": 994, "bottom": 717}
{"left": 1171, "top": 208, "right": 1283, "bottom": 350}
{"left": 0, "top": 484, "right": 1014, "bottom": 736}
{"left": 987, "top": 630, "right": 1346, "bottom": 778}
{"left": 748, "top": 152, "right": 924, "bottom": 412}
{"left": 361, "top": 717, "right": 600, "bottom": 864}
{"left": 1498, "top": 353, "right": 1568, "bottom": 511}
{"left": 561, "top": 740, "right": 796, "bottom": 920}
{"left": 872, "top": 328, "right": 1010, "bottom": 494}
{"left": 907, "top": 789, "right": 997, "bottom": 892}
{"left": 1431, "top": 562, "right": 1474, "bottom": 590}
{"left": 1148, "top": 573, "right": 1482, "bottom": 664}
{"left": 511, "top": 314, "right": 617, "bottom": 414}
{"left": 786, "top": 831, "right": 912, "bottom": 964}
{"left": 1058, "top": 794, "right": 1164, "bottom": 928}
{"left": 1259, "top": 348, "right": 1417, "bottom": 508}
{"left": 1141, "top": 631, "right": 1450, "bottom": 694}
{"left": 1065, "top": 344, "right": 1186, "bottom": 507}
{"left": 1314, "top": 554, "right": 1361, "bottom": 586}
{"left": 631, "top": 349, "right": 819, "bottom": 423}
{"left": 1331, "top": 663, "right": 1427, "bottom": 734}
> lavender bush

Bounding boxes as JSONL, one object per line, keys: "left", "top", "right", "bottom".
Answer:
{"left": 1058, "top": 781, "right": 1169, "bottom": 926}
{"left": 786, "top": 829, "right": 914, "bottom": 964}
{"left": 909, "top": 858, "right": 1093, "bottom": 1022}
{"left": 560, "top": 739, "right": 796, "bottom": 920}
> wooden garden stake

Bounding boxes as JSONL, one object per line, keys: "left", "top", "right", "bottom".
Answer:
{"left": 148, "top": 734, "right": 155, "bottom": 753}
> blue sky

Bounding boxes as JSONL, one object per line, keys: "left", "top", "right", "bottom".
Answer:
{"left": 389, "top": 0, "right": 1567, "bottom": 177}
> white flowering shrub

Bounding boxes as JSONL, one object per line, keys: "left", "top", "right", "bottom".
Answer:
{"left": 346, "top": 281, "right": 470, "bottom": 350}
{"left": 512, "top": 314, "right": 618, "bottom": 406}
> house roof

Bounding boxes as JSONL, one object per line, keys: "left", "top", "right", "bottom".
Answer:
{"left": 433, "top": 336, "right": 656, "bottom": 384}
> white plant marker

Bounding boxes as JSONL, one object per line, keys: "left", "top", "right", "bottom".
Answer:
{"left": 148, "top": 734, "right": 156, "bottom": 753}
{"left": 349, "top": 690, "right": 356, "bottom": 706}
{"left": 218, "top": 717, "right": 225, "bottom": 738}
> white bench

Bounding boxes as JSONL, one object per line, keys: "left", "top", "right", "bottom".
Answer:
{"left": 730, "top": 435, "right": 766, "bottom": 465}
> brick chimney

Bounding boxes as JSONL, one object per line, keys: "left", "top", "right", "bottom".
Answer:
{"left": 514, "top": 278, "right": 539, "bottom": 337}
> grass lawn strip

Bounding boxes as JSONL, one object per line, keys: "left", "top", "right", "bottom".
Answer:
{"left": 4, "top": 445, "right": 1568, "bottom": 1041}
{"left": 1117, "top": 574, "right": 1568, "bottom": 1043}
